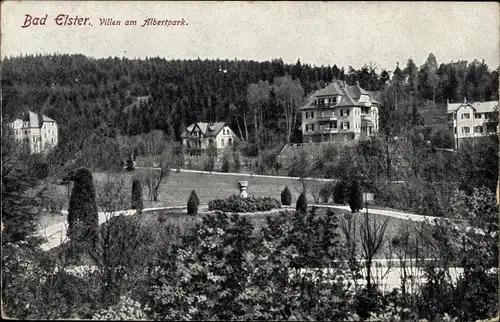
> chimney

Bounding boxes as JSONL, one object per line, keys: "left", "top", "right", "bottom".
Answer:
{"left": 356, "top": 81, "right": 360, "bottom": 87}
{"left": 464, "top": 97, "right": 467, "bottom": 103}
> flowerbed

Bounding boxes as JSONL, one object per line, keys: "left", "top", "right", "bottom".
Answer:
{"left": 208, "top": 195, "right": 281, "bottom": 212}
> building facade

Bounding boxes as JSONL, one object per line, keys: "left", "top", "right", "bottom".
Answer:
{"left": 299, "top": 80, "right": 380, "bottom": 143}
{"left": 447, "top": 99, "right": 498, "bottom": 148}
{"left": 181, "top": 122, "right": 236, "bottom": 153}
{"left": 8, "top": 111, "right": 59, "bottom": 154}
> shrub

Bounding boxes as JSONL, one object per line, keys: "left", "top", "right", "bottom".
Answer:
{"left": 281, "top": 186, "right": 292, "bottom": 205}
{"left": 125, "top": 158, "right": 135, "bottom": 171}
{"left": 221, "top": 149, "right": 231, "bottom": 173}
{"left": 348, "top": 179, "right": 363, "bottom": 213}
{"left": 131, "top": 179, "right": 143, "bottom": 212}
{"left": 68, "top": 168, "right": 98, "bottom": 246}
{"left": 333, "top": 180, "right": 348, "bottom": 204}
{"left": 234, "top": 150, "right": 241, "bottom": 173}
{"left": 319, "top": 183, "right": 335, "bottom": 203}
{"left": 208, "top": 195, "right": 281, "bottom": 213}
{"left": 187, "top": 190, "right": 199, "bottom": 215}
{"left": 296, "top": 191, "right": 307, "bottom": 213}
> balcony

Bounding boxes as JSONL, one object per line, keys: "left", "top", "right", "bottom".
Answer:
{"left": 316, "top": 114, "right": 337, "bottom": 121}
{"left": 317, "top": 128, "right": 338, "bottom": 134}
{"left": 360, "top": 113, "right": 372, "bottom": 120}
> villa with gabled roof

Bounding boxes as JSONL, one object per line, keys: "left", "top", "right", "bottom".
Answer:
{"left": 8, "top": 110, "right": 59, "bottom": 154}
{"left": 181, "top": 122, "right": 237, "bottom": 153}
{"left": 447, "top": 98, "right": 498, "bottom": 148}
{"left": 299, "top": 80, "right": 381, "bottom": 143}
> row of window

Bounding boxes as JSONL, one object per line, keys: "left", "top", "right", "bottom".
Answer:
{"left": 306, "top": 109, "right": 352, "bottom": 119}
{"left": 15, "top": 129, "right": 55, "bottom": 135}
{"left": 306, "top": 121, "right": 360, "bottom": 131}
{"left": 460, "top": 112, "right": 492, "bottom": 119}
{"left": 314, "top": 97, "right": 339, "bottom": 106}
{"left": 455, "top": 126, "right": 485, "bottom": 134}
{"left": 221, "top": 128, "right": 231, "bottom": 135}
{"left": 16, "top": 137, "right": 55, "bottom": 143}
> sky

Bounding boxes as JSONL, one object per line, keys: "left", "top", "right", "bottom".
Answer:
{"left": 1, "top": 1, "right": 499, "bottom": 71}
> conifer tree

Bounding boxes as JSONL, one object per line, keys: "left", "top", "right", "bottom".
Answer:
{"left": 68, "top": 168, "right": 98, "bottom": 245}
{"left": 187, "top": 190, "right": 199, "bottom": 215}
{"left": 348, "top": 179, "right": 363, "bottom": 213}
{"left": 296, "top": 191, "right": 307, "bottom": 213}
{"left": 131, "top": 179, "right": 143, "bottom": 213}
{"left": 281, "top": 186, "right": 292, "bottom": 206}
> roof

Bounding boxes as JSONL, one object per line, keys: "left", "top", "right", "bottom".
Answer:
{"left": 15, "top": 111, "right": 55, "bottom": 128}
{"left": 181, "top": 122, "right": 227, "bottom": 138}
{"left": 447, "top": 100, "right": 498, "bottom": 114}
{"left": 300, "top": 80, "right": 381, "bottom": 110}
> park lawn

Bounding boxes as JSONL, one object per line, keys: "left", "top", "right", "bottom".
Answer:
{"left": 93, "top": 170, "right": 312, "bottom": 208}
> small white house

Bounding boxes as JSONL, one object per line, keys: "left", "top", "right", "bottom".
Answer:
{"left": 181, "top": 122, "right": 237, "bottom": 151}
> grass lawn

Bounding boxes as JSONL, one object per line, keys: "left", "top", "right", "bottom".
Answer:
{"left": 93, "top": 170, "right": 314, "bottom": 208}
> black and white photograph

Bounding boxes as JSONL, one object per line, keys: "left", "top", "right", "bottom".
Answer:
{"left": 1, "top": 1, "right": 499, "bottom": 320}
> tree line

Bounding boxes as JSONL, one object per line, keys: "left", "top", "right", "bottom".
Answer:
{"left": 1, "top": 53, "right": 498, "bottom": 171}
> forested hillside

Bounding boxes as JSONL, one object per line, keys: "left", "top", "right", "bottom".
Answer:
{"left": 2, "top": 53, "right": 498, "bottom": 171}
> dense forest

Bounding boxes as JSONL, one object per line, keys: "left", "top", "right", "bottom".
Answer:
{"left": 1, "top": 53, "right": 498, "bottom": 170}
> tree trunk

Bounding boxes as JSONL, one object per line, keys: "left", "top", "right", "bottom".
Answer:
{"left": 243, "top": 111, "right": 249, "bottom": 142}
{"left": 236, "top": 118, "right": 244, "bottom": 142}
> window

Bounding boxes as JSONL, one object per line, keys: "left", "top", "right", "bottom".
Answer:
{"left": 311, "top": 124, "right": 315, "bottom": 131}
{"left": 474, "top": 113, "right": 482, "bottom": 119}
{"left": 461, "top": 113, "right": 470, "bottom": 119}
{"left": 341, "top": 121, "right": 350, "bottom": 130}
{"left": 462, "top": 127, "right": 470, "bottom": 134}
{"left": 221, "top": 139, "right": 225, "bottom": 146}
{"left": 454, "top": 127, "right": 457, "bottom": 134}
{"left": 340, "top": 109, "right": 350, "bottom": 117}
{"left": 25, "top": 130, "right": 27, "bottom": 135}
{"left": 474, "top": 126, "right": 483, "bottom": 133}
{"left": 228, "top": 138, "right": 232, "bottom": 146}
{"left": 330, "top": 121, "right": 337, "bottom": 129}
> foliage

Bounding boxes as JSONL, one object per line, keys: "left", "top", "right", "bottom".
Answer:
{"left": 92, "top": 295, "right": 149, "bottom": 320}
{"left": 359, "top": 211, "right": 390, "bottom": 289}
{"left": 131, "top": 179, "right": 143, "bottom": 212}
{"left": 141, "top": 151, "right": 171, "bottom": 202}
{"left": 187, "top": 190, "right": 199, "bottom": 215}
{"left": 147, "top": 209, "right": 352, "bottom": 320}
{"left": 233, "top": 150, "right": 241, "bottom": 172}
{"left": 319, "top": 182, "right": 335, "bottom": 203}
{"left": 204, "top": 143, "right": 218, "bottom": 173}
{"left": 208, "top": 195, "right": 281, "bottom": 213}
{"left": 67, "top": 168, "right": 98, "bottom": 246}
{"left": 296, "top": 191, "right": 307, "bottom": 213}
{"left": 281, "top": 185, "right": 292, "bottom": 206}
{"left": 348, "top": 179, "right": 363, "bottom": 213}
{"left": 333, "top": 180, "right": 349, "bottom": 204}
{"left": 221, "top": 148, "right": 231, "bottom": 173}
{"left": 125, "top": 158, "right": 135, "bottom": 171}
{"left": 2, "top": 126, "right": 47, "bottom": 245}
{"left": 413, "top": 187, "right": 499, "bottom": 321}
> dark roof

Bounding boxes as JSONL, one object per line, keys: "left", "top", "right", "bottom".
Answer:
{"left": 181, "top": 122, "right": 226, "bottom": 138}
{"left": 16, "top": 111, "right": 55, "bottom": 128}
{"left": 447, "top": 100, "right": 498, "bottom": 114}
{"left": 300, "top": 80, "right": 381, "bottom": 110}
